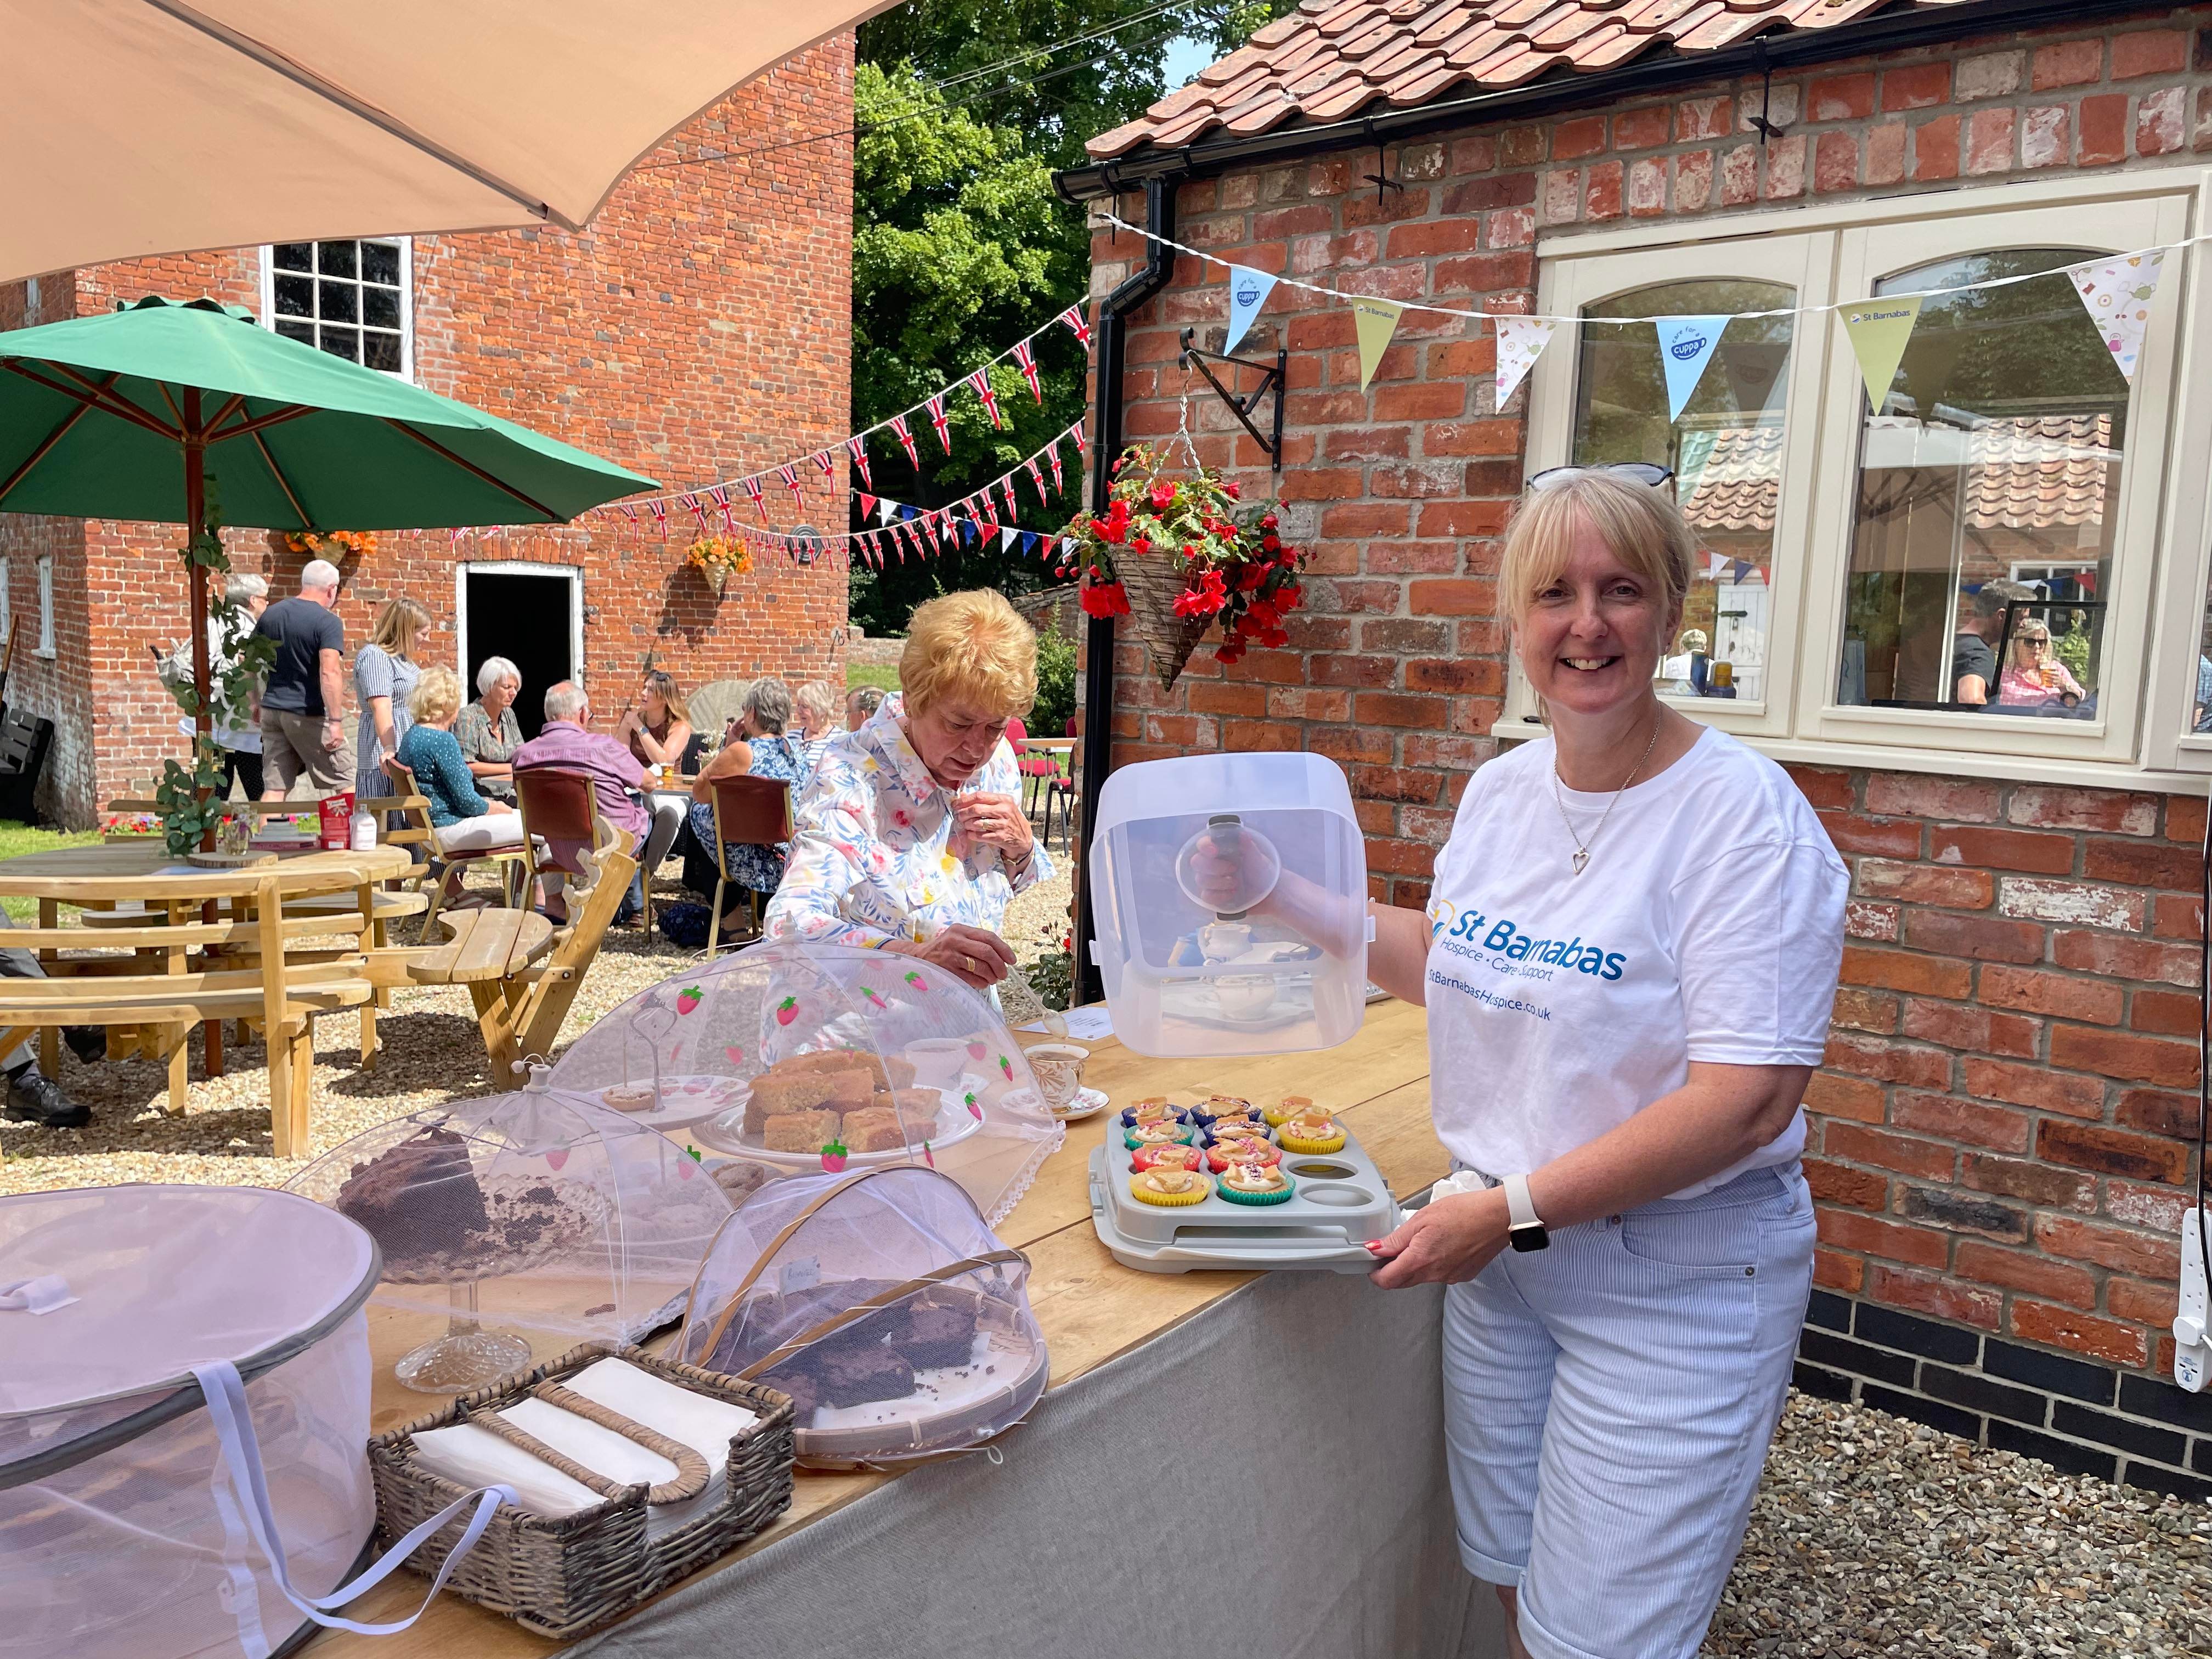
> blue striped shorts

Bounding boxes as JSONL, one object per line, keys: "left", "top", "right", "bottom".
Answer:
{"left": 1442, "top": 1164, "right": 1815, "bottom": 1659}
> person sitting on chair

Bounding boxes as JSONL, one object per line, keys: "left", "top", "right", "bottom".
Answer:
{"left": 393, "top": 668, "right": 525, "bottom": 912}
{"left": 689, "top": 678, "right": 804, "bottom": 941}
{"left": 512, "top": 681, "right": 679, "bottom": 925}
{"left": 0, "top": 919, "right": 101, "bottom": 1129}
{"left": 454, "top": 656, "right": 523, "bottom": 803}
{"left": 845, "top": 684, "right": 885, "bottom": 731}
{"left": 791, "top": 680, "right": 839, "bottom": 781}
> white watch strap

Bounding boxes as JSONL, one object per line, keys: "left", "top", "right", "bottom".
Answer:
{"left": 1502, "top": 1173, "right": 1542, "bottom": 1231}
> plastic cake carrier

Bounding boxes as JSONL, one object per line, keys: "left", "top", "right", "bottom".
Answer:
{"left": 1087, "top": 752, "right": 1369, "bottom": 1058}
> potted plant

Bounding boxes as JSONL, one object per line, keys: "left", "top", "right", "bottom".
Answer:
{"left": 685, "top": 534, "right": 752, "bottom": 596}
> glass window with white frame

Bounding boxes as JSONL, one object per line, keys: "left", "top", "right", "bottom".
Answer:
{"left": 266, "top": 239, "right": 409, "bottom": 374}
{"left": 34, "top": 556, "right": 53, "bottom": 658}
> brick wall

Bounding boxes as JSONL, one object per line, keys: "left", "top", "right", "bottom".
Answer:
{"left": 1, "top": 39, "right": 855, "bottom": 825}
{"left": 1082, "top": 5, "right": 2212, "bottom": 1477}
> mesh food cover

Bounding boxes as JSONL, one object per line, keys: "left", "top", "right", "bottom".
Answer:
{"left": 287, "top": 1082, "right": 736, "bottom": 1391}
{"left": 549, "top": 939, "right": 1064, "bottom": 1227}
{"left": 0, "top": 1184, "right": 380, "bottom": 1659}
{"left": 672, "top": 1165, "right": 1046, "bottom": 1466}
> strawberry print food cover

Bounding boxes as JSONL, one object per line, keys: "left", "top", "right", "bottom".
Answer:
{"left": 549, "top": 939, "right": 1064, "bottom": 1228}
{"left": 672, "top": 1165, "right": 1047, "bottom": 1466}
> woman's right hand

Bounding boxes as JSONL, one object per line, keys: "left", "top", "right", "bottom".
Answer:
{"left": 893, "top": 925, "right": 1015, "bottom": 989}
{"left": 486, "top": 799, "right": 516, "bottom": 816}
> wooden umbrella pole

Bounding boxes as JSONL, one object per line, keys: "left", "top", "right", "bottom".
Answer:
{"left": 182, "top": 392, "right": 224, "bottom": 1078}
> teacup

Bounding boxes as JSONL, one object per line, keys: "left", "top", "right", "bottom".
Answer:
{"left": 1199, "top": 921, "right": 1253, "bottom": 961}
{"left": 1023, "top": 1042, "right": 1090, "bottom": 1113}
{"left": 1214, "top": 974, "right": 1278, "bottom": 1021}
{"left": 903, "top": 1037, "right": 968, "bottom": 1090}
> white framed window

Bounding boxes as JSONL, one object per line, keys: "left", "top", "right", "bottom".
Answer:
{"left": 259, "top": 238, "right": 412, "bottom": 376}
{"left": 34, "top": 556, "right": 53, "bottom": 659}
{"left": 1515, "top": 171, "right": 2200, "bottom": 788}
{"left": 0, "top": 557, "right": 13, "bottom": 658}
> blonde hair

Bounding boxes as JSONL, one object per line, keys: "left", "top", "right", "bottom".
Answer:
{"left": 368, "top": 597, "right": 432, "bottom": 658}
{"left": 1498, "top": 472, "right": 1694, "bottom": 627}
{"left": 408, "top": 665, "right": 464, "bottom": 725}
{"left": 899, "top": 590, "right": 1037, "bottom": 719}
{"left": 793, "top": 679, "right": 839, "bottom": 731}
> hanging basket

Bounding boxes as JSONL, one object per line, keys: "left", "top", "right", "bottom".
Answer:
{"left": 706, "top": 565, "right": 731, "bottom": 598}
{"left": 1114, "top": 556, "right": 1211, "bottom": 692}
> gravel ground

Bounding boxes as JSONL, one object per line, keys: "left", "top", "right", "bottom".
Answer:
{"left": 1707, "top": 1393, "right": 2212, "bottom": 1656}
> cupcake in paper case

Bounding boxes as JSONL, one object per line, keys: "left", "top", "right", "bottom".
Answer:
{"left": 1119, "top": 1096, "right": 1189, "bottom": 1129}
{"left": 1276, "top": 1104, "right": 1346, "bottom": 1154}
{"left": 1131, "top": 1142, "right": 1207, "bottom": 1176}
{"left": 1265, "top": 1094, "right": 1312, "bottom": 1128}
{"left": 1200, "top": 1113, "right": 1269, "bottom": 1146}
{"left": 1125, "top": 1119, "right": 1196, "bottom": 1151}
{"left": 1205, "top": 1136, "right": 1283, "bottom": 1175}
{"left": 1131, "top": 1166, "right": 1212, "bottom": 1207}
{"left": 1216, "top": 1162, "right": 1294, "bottom": 1206}
{"left": 1188, "top": 1094, "right": 1256, "bottom": 1126}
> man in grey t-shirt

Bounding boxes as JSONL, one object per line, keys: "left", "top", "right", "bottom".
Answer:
{"left": 256, "top": 558, "right": 355, "bottom": 797}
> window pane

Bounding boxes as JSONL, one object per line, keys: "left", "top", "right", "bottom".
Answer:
{"left": 1836, "top": 250, "right": 2124, "bottom": 719}
{"left": 274, "top": 318, "right": 315, "bottom": 345}
{"left": 362, "top": 286, "right": 400, "bottom": 330}
{"left": 317, "top": 240, "right": 358, "bottom": 279}
{"left": 318, "top": 280, "right": 358, "bottom": 324}
{"left": 362, "top": 330, "right": 403, "bottom": 373}
{"left": 274, "top": 274, "right": 313, "bottom": 318}
{"left": 273, "top": 242, "right": 313, "bottom": 273}
{"left": 318, "top": 327, "right": 362, "bottom": 362}
{"left": 360, "top": 240, "right": 401, "bottom": 286}
{"left": 1573, "top": 280, "right": 1793, "bottom": 703}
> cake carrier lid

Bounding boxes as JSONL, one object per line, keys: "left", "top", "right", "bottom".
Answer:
{"left": 0, "top": 1183, "right": 378, "bottom": 1481}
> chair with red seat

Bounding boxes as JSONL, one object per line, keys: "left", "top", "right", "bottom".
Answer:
{"left": 1007, "top": 714, "right": 1060, "bottom": 814}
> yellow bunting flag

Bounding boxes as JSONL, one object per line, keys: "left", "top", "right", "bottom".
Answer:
{"left": 1348, "top": 297, "right": 1404, "bottom": 392}
{"left": 1839, "top": 294, "right": 1925, "bottom": 413}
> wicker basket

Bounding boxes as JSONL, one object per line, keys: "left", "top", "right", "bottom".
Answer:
{"left": 366, "top": 1342, "right": 795, "bottom": 1639}
{"left": 1115, "top": 555, "right": 1212, "bottom": 692}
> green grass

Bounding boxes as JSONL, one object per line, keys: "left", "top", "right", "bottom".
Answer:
{"left": 0, "top": 819, "right": 104, "bottom": 920}
{"left": 847, "top": 663, "right": 901, "bottom": 694}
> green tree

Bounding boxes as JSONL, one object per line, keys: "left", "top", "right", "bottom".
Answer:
{"left": 848, "top": 2, "right": 1291, "bottom": 635}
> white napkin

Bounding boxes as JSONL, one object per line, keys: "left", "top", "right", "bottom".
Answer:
{"left": 1429, "top": 1169, "right": 1489, "bottom": 1201}
{"left": 409, "top": 1423, "right": 603, "bottom": 1517}
{"left": 559, "top": 1356, "right": 759, "bottom": 1474}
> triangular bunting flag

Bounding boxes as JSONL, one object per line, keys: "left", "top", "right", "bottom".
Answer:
{"left": 1224, "top": 264, "right": 1278, "bottom": 356}
{"left": 845, "top": 435, "right": 872, "bottom": 490}
{"left": 1001, "top": 526, "right": 1018, "bottom": 553}
{"left": 857, "top": 492, "right": 877, "bottom": 520}
{"left": 810, "top": 449, "right": 837, "bottom": 486}
{"left": 1840, "top": 295, "right": 1925, "bottom": 412}
{"left": 1012, "top": 338, "right": 1042, "bottom": 403}
{"left": 1656, "top": 315, "right": 1730, "bottom": 422}
{"left": 2068, "top": 251, "right": 2165, "bottom": 381}
{"left": 965, "top": 369, "right": 1005, "bottom": 430}
{"left": 647, "top": 499, "right": 669, "bottom": 538}
{"left": 999, "top": 477, "right": 1019, "bottom": 522}
{"left": 1025, "top": 457, "right": 1048, "bottom": 506}
{"left": 1058, "top": 304, "right": 1092, "bottom": 348}
{"left": 741, "top": 476, "right": 767, "bottom": 523}
{"left": 1493, "top": 316, "right": 1556, "bottom": 409}
{"left": 1348, "top": 297, "right": 1403, "bottom": 392}
{"left": 926, "top": 394, "right": 952, "bottom": 453}
{"left": 876, "top": 496, "right": 895, "bottom": 524}
{"left": 775, "top": 464, "right": 804, "bottom": 504}
{"left": 1070, "top": 417, "right": 1087, "bottom": 454}
{"left": 888, "top": 415, "right": 919, "bottom": 468}
{"left": 1046, "top": 440, "right": 1065, "bottom": 490}
{"left": 709, "top": 485, "right": 735, "bottom": 532}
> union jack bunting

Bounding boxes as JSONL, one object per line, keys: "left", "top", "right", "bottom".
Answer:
{"left": 741, "top": 476, "right": 768, "bottom": 523}
{"left": 647, "top": 499, "right": 669, "bottom": 536}
{"left": 973, "top": 493, "right": 998, "bottom": 532}
{"left": 1046, "top": 439, "right": 1064, "bottom": 491}
{"left": 964, "top": 369, "right": 1005, "bottom": 430}
{"left": 1057, "top": 304, "right": 1092, "bottom": 348}
{"left": 775, "top": 464, "right": 804, "bottom": 504}
{"left": 1070, "top": 416, "right": 1087, "bottom": 454}
{"left": 1011, "top": 338, "right": 1042, "bottom": 403}
{"left": 998, "top": 477, "right": 1019, "bottom": 521}
{"left": 888, "top": 415, "right": 919, "bottom": 468}
{"left": 709, "top": 484, "right": 735, "bottom": 532}
{"left": 811, "top": 449, "right": 837, "bottom": 486}
{"left": 678, "top": 492, "right": 708, "bottom": 532}
{"left": 925, "top": 394, "right": 952, "bottom": 453}
{"left": 1025, "top": 457, "right": 1048, "bottom": 506}
{"left": 619, "top": 503, "right": 639, "bottom": 523}
{"left": 845, "top": 435, "right": 872, "bottom": 490}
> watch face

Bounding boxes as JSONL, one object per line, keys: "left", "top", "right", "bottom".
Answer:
{"left": 1509, "top": 1223, "right": 1549, "bottom": 1254}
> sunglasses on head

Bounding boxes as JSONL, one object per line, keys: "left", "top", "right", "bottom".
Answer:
{"left": 1527, "top": 462, "right": 1677, "bottom": 494}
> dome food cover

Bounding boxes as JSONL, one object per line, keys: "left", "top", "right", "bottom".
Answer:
{"left": 287, "top": 1081, "right": 736, "bottom": 1393}
{"left": 1088, "top": 753, "right": 1370, "bottom": 1057}
{"left": 0, "top": 1184, "right": 504, "bottom": 1659}
{"left": 671, "top": 1166, "right": 1046, "bottom": 1467}
{"left": 549, "top": 939, "right": 1063, "bottom": 1228}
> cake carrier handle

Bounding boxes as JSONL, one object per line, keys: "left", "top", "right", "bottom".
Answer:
{"left": 191, "top": 1360, "right": 514, "bottom": 1646}
{"left": 1206, "top": 814, "right": 1249, "bottom": 921}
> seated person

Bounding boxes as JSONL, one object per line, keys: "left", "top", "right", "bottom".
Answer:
{"left": 1951, "top": 580, "right": 2034, "bottom": 706}
{"left": 791, "top": 679, "right": 839, "bottom": 780}
{"left": 453, "top": 656, "right": 523, "bottom": 803}
{"left": 511, "top": 680, "right": 680, "bottom": 924}
{"left": 764, "top": 590, "right": 1051, "bottom": 990}
{"left": 689, "top": 678, "right": 804, "bottom": 938}
{"left": 1995, "top": 620, "right": 2085, "bottom": 709}
{"left": 393, "top": 668, "right": 526, "bottom": 910}
{"left": 845, "top": 684, "right": 885, "bottom": 731}
{"left": 618, "top": 669, "right": 693, "bottom": 772}
{"left": 0, "top": 921, "right": 95, "bottom": 1128}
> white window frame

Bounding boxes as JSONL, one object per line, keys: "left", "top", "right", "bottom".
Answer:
{"left": 0, "top": 557, "right": 13, "bottom": 659}
{"left": 1513, "top": 170, "right": 2207, "bottom": 793}
{"left": 452, "top": 561, "right": 583, "bottom": 692}
{"left": 258, "top": 236, "right": 414, "bottom": 380}
{"left": 33, "top": 555, "right": 53, "bottom": 659}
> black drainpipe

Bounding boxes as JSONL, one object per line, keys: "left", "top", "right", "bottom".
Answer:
{"left": 1074, "top": 174, "right": 1175, "bottom": 1007}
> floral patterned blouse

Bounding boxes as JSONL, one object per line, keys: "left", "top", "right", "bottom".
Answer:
{"left": 687, "top": 731, "right": 804, "bottom": 895}
{"left": 764, "top": 694, "right": 1054, "bottom": 949}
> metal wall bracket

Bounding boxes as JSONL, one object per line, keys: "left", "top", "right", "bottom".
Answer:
{"left": 1177, "top": 329, "right": 1287, "bottom": 472}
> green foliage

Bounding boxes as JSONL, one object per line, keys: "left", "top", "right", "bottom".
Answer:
{"left": 153, "top": 737, "right": 233, "bottom": 856}
{"left": 1030, "top": 617, "right": 1077, "bottom": 736}
{"left": 847, "top": 662, "right": 903, "bottom": 694}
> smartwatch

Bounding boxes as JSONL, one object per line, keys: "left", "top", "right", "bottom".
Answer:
{"left": 1502, "top": 1173, "right": 1550, "bottom": 1252}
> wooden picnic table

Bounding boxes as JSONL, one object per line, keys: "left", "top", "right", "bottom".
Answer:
{"left": 311, "top": 996, "right": 1448, "bottom": 1657}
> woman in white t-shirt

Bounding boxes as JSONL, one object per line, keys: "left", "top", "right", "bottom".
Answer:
{"left": 1350, "top": 469, "right": 1841, "bottom": 1658}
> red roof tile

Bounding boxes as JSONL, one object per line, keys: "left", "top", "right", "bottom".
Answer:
{"left": 1088, "top": 0, "right": 1956, "bottom": 158}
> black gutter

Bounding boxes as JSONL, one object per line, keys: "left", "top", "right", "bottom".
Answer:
{"left": 1074, "top": 175, "right": 1175, "bottom": 1008}
{"left": 1056, "top": 0, "right": 2177, "bottom": 201}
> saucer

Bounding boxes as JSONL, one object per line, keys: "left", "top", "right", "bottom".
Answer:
{"left": 1048, "top": 1086, "right": 1110, "bottom": 1122}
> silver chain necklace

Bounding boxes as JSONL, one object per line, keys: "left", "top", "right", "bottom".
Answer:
{"left": 1550, "top": 712, "right": 1663, "bottom": 877}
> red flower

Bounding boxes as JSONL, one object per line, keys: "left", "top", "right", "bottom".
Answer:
{"left": 1148, "top": 481, "right": 1176, "bottom": 512}
{"left": 1172, "top": 569, "right": 1229, "bottom": 619}
{"left": 1223, "top": 481, "right": 1242, "bottom": 499}
{"left": 1260, "top": 512, "right": 1278, "bottom": 531}
{"left": 1127, "top": 535, "right": 1151, "bottom": 556}
{"left": 1245, "top": 599, "right": 1279, "bottom": 629}
{"left": 1183, "top": 542, "right": 1201, "bottom": 561}
{"left": 1260, "top": 533, "right": 1281, "bottom": 553}
{"left": 1091, "top": 517, "right": 1124, "bottom": 546}
{"left": 1079, "top": 579, "right": 1131, "bottom": 618}
{"left": 1235, "top": 563, "right": 1267, "bottom": 592}
{"left": 1276, "top": 583, "right": 1304, "bottom": 612}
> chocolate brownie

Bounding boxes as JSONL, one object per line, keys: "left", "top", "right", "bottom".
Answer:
{"left": 899, "top": 1301, "right": 978, "bottom": 1369}
{"left": 335, "top": 1125, "right": 489, "bottom": 1269}
{"left": 809, "top": 1342, "right": 916, "bottom": 1407}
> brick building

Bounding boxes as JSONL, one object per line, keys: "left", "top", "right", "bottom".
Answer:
{"left": 0, "top": 39, "right": 855, "bottom": 827}
{"left": 1062, "top": 0, "right": 2212, "bottom": 1493}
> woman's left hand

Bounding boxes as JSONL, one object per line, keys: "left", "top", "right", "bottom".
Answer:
{"left": 951, "top": 792, "right": 1032, "bottom": 860}
{"left": 1365, "top": 1188, "right": 1511, "bottom": 1289}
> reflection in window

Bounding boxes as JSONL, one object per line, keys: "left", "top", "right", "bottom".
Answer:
{"left": 269, "top": 239, "right": 408, "bottom": 373}
{"left": 1573, "top": 280, "right": 1792, "bottom": 703}
{"left": 1836, "top": 250, "right": 2123, "bottom": 720}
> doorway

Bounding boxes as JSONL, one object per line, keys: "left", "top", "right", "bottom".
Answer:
{"left": 456, "top": 563, "right": 580, "bottom": 738}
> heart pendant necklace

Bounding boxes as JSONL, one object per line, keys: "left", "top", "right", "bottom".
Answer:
{"left": 1551, "top": 711, "right": 1662, "bottom": 877}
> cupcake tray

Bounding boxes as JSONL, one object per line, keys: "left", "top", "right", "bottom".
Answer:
{"left": 1086, "top": 1116, "right": 1403, "bottom": 1275}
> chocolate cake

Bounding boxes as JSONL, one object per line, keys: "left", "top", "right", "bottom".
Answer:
{"left": 899, "top": 1300, "right": 979, "bottom": 1369}
{"left": 335, "top": 1125, "right": 489, "bottom": 1269}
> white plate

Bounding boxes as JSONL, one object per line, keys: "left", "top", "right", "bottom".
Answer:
{"left": 1042, "top": 1086, "right": 1109, "bottom": 1122}
{"left": 587, "top": 1073, "right": 748, "bottom": 1130}
{"left": 691, "top": 1082, "right": 985, "bottom": 1168}
{"left": 1169, "top": 981, "right": 1318, "bottom": 1034}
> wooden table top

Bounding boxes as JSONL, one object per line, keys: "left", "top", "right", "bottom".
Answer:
{"left": 0, "top": 841, "right": 412, "bottom": 900}
{"left": 317, "top": 998, "right": 1439, "bottom": 1656}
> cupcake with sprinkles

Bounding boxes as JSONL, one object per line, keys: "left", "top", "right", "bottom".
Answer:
{"left": 1131, "top": 1142, "right": 1206, "bottom": 1175}
{"left": 1125, "top": 1117, "right": 1196, "bottom": 1151}
{"left": 1205, "top": 1135, "right": 1283, "bottom": 1175}
{"left": 1119, "top": 1096, "right": 1189, "bottom": 1129}
{"left": 1190, "top": 1094, "right": 1256, "bottom": 1126}
{"left": 1266, "top": 1094, "right": 1313, "bottom": 1128}
{"left": 1130, "top": 1166, "right": 1211, "bottom": 1207}
{"left": 1201, "top": 1111, "right": 1268, "bottom": 1144}
{"left": 1216, "top": 1161, "right": 1294, "bottom": 1206}
{"left": 1276, "top": 1103, "right": 1346, "bottom": 1154}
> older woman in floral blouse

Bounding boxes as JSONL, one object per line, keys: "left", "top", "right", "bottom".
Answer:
{"left": 764, "top": 590, "right": 1052, "bottom": 988}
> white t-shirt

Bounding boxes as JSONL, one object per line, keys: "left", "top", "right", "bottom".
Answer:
{"left": 1423, "top": 726, "right": 1845, "bottom": 1198}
